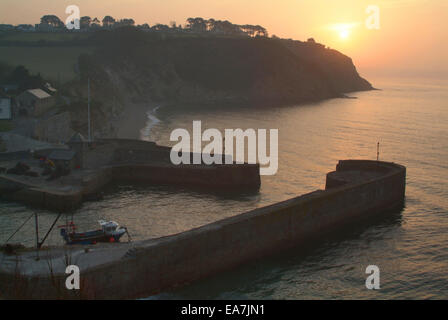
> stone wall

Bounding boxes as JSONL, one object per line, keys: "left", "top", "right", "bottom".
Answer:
{"left": 0, "top": 160, "right": 406, "bottom": 299}
{"left": 111, "top": 163, "right": 261, "bottom": 191}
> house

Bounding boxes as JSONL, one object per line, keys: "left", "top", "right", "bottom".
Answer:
{"left": 16, "top": 89, "right": 54, "bottom": 117}
{"left": 0, "top": 96, "right": 12, "bottom": 120}
{"left": 48, "top": 149, "right": 77, "bottom": 171}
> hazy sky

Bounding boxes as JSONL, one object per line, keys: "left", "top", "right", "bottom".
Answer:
{"left": 0, "top": 0, "right": 447, "bottom": 78}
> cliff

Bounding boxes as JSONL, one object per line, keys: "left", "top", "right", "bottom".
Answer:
{"left": 58, "top": 29, "right": 373, "bottom": 139}
{"left": 76, "top": 29, "right": 372, "bottom": 109}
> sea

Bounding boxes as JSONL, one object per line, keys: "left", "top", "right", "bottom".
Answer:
{"left": 1, "top": 76, "right": 447, "bottom": 299}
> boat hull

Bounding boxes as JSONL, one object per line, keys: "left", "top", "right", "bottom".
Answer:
{"left": 61, "top": 228, "right": 125, "bottom": 245}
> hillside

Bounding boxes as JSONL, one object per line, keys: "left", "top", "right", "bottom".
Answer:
{"left": 0, "top": 27, "right": 373, "bottom": 140}
{"left": 76, "top": 28, "right": 372, "bottom": 108}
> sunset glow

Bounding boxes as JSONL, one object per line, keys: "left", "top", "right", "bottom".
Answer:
{"left": 0, "top": 0, "right": 447, "bottom": 303}
{"left": 0, "top": 0, "right": 447, "bottom": 77}
{"left": 339, "top": 29, "right": 349, "bottom": 39}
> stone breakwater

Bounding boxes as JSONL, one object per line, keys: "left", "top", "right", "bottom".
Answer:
{"left": 0, "top": 139, "right": 261, "bottom": 211}
{"left": 0, "top": 160, "right": 406, "bottom": 299}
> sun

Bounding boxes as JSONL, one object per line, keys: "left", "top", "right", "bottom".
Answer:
{"left": 339, "top": 29, "right": 350, "bottom": 39}
{"left": 328, "top": 23, "right": 357, "bottom": 41}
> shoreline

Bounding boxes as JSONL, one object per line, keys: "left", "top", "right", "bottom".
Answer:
{"left": 140, "top": 105, "right": 162, "bottom": 142}
{"left": 115, "top": 101, "right": 151, "bottom": 140}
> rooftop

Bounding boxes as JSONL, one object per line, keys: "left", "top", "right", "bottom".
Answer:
{"left": 27, "top": 88, "right": 51, "bottom": 99}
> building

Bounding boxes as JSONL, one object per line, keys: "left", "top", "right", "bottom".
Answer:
{"left": 0, "top": 96, "right": 12, "bottom": 120}
{"left": 16, "top": 89, "right": 54, "bottom": 117}
{"left": 48, "top": 149, "right": 77, "bottom": 171}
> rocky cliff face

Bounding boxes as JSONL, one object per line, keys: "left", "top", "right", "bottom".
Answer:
{"left": 79, "top": 30, "right": 372, "bottom": 109}
{"left": 65, "top": 30, "right": 372, "bottom": 139}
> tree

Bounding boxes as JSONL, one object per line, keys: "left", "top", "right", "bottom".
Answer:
{"left": 254, "top": 25, "right": 268, "bottom": 37}
{"left": 220, "top": 20, "right": 240, "bottom": 35}
{"left": 186, "top": 17, "right": 207, "bottom": 32}
{"left": 152, "top": 24, "right": 170, "bottom": 31}
{"left": 206, "top": 19, "right": 216, "bottom": 32}
{"left": 40, "top": 15, "right": 64, "bottom": 28}
{"left": 80, "top": 16, "right": 91, "bottom": 29}
{"left": 240, "top": 24, "right": 256, "bottom": 37}
{"left": 89, "top": 17, "right": 100, "bottom": 29}
{"left": 117, "top": 18, "right": 135, "bottom": 27}
{"left": 7, "top": 65, "right": 44, "bottom": 91}
{"left": 139, "top": 23, "right": 151, "bottom": 30}
{"left": 102, "top": 16, "right": 116, "bottom": 28}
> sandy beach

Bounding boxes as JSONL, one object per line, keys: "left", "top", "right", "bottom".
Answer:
{"left": 115, "top": 101, "right": 151, "bottom": 140}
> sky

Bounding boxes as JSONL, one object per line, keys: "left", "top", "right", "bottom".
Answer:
{"left": 0, "top": 0, "right": 447, "bottom": 79}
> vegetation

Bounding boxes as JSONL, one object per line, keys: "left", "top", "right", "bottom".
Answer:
{"left": 0, "top": 63, "right": 45, "bottom": 91}
{"left": 0, "top": 16, "right": 371, "bottom": 116}
{"left": 40, "top": 15, "right": 65, "bottom": 28}
{"left": 73, "top": 27, "right": 371, "bottom": 108}
{"left": 0, "top": 32, "right": 90, "bottom": 42}
{"left": 0, "top": 46, "right": 94, "bottom": 83}
{"left": 10, "top": 13, "right": 270, "bottom": 38}
{"left": 0, "top": 15, "right": 271, "bottom": 84}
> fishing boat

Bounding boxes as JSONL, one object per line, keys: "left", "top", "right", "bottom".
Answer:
{"left": 60, "top": 220, "right": 128, "bottom": 245}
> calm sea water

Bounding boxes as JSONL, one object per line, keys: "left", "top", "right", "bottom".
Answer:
{"left": 1, "top": 77, "right": 447, "bottom": 299}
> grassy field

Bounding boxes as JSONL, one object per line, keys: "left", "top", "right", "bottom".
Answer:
{"left": 0, "top": 32, "right": 90, "bottom": 42}
{"left": 0, "top": 46, "right": 95, "bottom": 82}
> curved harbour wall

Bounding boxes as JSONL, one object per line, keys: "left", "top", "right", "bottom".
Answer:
{"left": 0, "top": 162, "right": 261, "bottom": 211}
{"left": 0, "top": 160, "right": 406, "bottom": 299}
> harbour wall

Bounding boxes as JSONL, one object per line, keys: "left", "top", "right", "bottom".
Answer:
{"left": 0, "top": 160, "right": 406, "bottom": 299}
{"left": 0, "top": 162, "right": 260, "bottom": 211}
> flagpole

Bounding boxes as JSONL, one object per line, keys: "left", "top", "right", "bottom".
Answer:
{"left": 88, "top": 77, "right": 91, "bottom": 142}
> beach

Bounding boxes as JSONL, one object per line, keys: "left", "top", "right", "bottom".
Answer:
{"left": 115, "top": 100, "right": 161, "bottom": 141}
{"left": 115, "top": 101, "right": 150, "bottom": 140}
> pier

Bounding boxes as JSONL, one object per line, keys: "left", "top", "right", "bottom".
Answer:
{"left": 0, "top": 160, "right": 406, "bottom": 299}
{"left": 0, "top": 139, "right": 261, "bottom": 211}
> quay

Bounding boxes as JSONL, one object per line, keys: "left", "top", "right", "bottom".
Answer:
{"left": 0, "top": 138, "right": 261, "bottom": 211}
